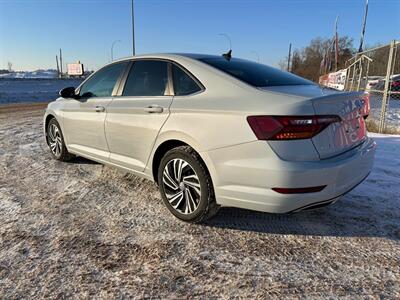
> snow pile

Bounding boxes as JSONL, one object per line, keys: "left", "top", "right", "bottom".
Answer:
{"left": 0, "top": 70, "right": 58, "bottom": 79}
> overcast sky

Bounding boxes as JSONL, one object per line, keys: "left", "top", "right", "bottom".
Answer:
{"left": 0, "top": 0, "right": 399, "bottom": 71}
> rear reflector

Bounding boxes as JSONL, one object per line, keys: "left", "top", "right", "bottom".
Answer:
{"left": 272, "top": 186, "right": 326, "bottom": 194}
{"left": 247, "top": 115, "right": 341, "bottom": 140}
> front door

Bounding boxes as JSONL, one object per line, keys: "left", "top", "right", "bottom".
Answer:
{"left": 62, "top": 61, "right": 128, "bottom": 161}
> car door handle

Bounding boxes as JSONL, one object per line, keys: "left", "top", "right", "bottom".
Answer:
{"left": 144, "top": 105, "right": 163, "bottom": 113}
{"left": 94, "top": 105, "right": 105, "bottom": 112}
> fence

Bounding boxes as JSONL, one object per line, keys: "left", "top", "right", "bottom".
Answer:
{"left": 344, "top": 40, "right": 400, "bottom": 134}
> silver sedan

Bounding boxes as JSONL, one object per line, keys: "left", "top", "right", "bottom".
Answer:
{"left": 44, "top": 54, "right": 376, "bottom": 222}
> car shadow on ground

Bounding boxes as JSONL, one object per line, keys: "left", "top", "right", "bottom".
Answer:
{"left": 65, "top": 156, "right": 100, "bottom": 165}
{"left": 203, "top": 202, "right": 400, "bottom": 241}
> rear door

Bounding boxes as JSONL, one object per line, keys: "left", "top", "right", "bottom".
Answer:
{"left": 62, "top": 61, "right": 128, "bottom": 161}
{"left": 105, "top": 59, "right": 173, "bottom": 172}
{"left": 311, "top": 92, "right": 367, "bottom": 159}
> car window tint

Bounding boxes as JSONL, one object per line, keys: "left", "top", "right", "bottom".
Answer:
{"left": 79, "top": 62, "right": 127, "bottom": 98}
{"left": 172, "top": 64, "right": 201, "bottom": 96}
{"left": 122, "top": 60, "right": 168, "bottom": 96}
{"left": 199, "top": 57, "right": 313, "bottom": 87}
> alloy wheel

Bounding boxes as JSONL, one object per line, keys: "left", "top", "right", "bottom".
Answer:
{"left": 162, "top": 158, "right": 201, "bottom": 214}
{"left": 48, "top": 124, "right": 62, "bottom": 157}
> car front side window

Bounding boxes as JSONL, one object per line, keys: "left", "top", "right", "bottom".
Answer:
{"left": 79, "top": 62, "right": 127, "bottom": 98}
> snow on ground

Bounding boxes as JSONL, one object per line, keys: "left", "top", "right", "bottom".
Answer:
{"left": 0, "top": 108, "right": 399, "bottom": 298}
{"left": 0, "top": 78, "right": 83, "bottom": 104}
{"left": 369, "top": 94, "right": 400, "bottom": 131}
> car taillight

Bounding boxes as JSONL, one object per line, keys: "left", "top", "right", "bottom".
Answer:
{"left": 392, "top": 81, "right": 400, "bottom": 87}
{"left": 247, "top": 115, "right": 341, "bottom": 140}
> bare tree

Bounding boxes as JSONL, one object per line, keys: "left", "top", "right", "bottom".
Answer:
{"left": 7, "top": 61, "right": 13, "bottom": 72}
{"left": 277, "top": 59, "right": 288, "bottom": 71}
{"left": 285, "top": 37, "right": 355, "bottom": 82}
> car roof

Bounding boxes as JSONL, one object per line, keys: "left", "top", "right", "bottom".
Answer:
{"left": 112, "top": 53, "right": 225, "bottom": 63}
{"left": 172, "top": 53, "right": 224, "bottom": 60}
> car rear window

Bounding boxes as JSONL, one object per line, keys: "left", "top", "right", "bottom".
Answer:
{"left": 199, "top": 57, "right": 313, "bottom": 87}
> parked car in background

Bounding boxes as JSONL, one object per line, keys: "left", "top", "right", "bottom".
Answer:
{"left": 365, "top": 76, "right": 384, "bottom": 91}
{"left": 44, "top": 54, "right": 376, "bottom": 222}
{"left": 391, "top": 75, "right": 400, "bottom": 99}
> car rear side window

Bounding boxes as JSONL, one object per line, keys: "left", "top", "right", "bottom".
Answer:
{"left": 172, "top": 64, "right": 201, "bottom": 96}
{"left": 199, "top": 57, "right": 313, "bottom": 87}
{"left": 123, "top": 60, "right": 169, "bottom": 96}
{"left": 79, "top": 62, "right": 127, "bottom": 98}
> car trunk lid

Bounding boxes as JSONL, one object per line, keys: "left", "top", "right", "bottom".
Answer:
{"left": 259, "top": 85, "right": 368, "bottom": 160}
{"left": 311, "top": 91, "right": 367, "bottom": 159}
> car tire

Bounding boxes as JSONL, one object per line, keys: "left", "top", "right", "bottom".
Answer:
{"left": 158, "top": 146, "right": 219, "bottom": 223}
{"left": 46, "top": 118, "right": 75, "bottom": 162}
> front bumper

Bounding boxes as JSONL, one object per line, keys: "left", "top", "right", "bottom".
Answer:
{"left": 205, "top": 137, "right": 376, "bottom": 213}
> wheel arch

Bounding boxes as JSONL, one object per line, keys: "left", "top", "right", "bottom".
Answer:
{"left": 150, "top": 138, "right": 218, "bottom": 188}
{"left": 45, "top": 113, "right": 56, "bottom": 129}
{"left": 151, "top": 139, "right": 188, "bottom": 183}
{"left": 44, "top": 114, "right": 56, "bottom": 145}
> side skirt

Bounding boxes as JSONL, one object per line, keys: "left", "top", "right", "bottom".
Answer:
{"left": 68, "top": 149, "right": 154, "bottom": 182}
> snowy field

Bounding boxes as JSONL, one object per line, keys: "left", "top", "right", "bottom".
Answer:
{"left": 0, "top": 108, "right": 399, "bottom": 298}
{"left": 0, "top": 79, "right": 83, "bottom": 105}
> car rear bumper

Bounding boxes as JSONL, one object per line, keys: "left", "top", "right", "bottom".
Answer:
{"left": 204, "top": 136, "right": 376, "bottom": 213}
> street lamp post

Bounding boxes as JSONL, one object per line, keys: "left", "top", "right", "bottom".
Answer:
{"left": 251, "top": 50, "right": 260, "bottom": 63}
{"left": 111, "top": 40, "right": 121, "bottom": 61}
{"left": 131, "top": 0, "right": 135, "bottom": 55}
{"left": 218, "top": 33, "right": 232, "bottom": 51}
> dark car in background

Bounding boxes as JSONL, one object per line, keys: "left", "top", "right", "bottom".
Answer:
{"left": 371, "top": 74, "right": 400, "bottom": 100}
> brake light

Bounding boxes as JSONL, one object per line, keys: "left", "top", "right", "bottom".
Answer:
{"left": 247, "top": 115, "right": 341, "bottom": 140}
{"left": 392, "top": 81, "right": 400, "bottom": 87}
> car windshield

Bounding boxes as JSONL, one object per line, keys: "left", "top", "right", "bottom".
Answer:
{"left": 199, "top": 57, "right": 313, "bottom": 87}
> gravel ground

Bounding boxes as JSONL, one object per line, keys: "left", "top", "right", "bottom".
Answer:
{"left": 0, "top": 108, "right": 399, "bottom": 299}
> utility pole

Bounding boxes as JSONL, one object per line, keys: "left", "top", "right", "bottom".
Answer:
{"left": 218, "top": 33, "right": 233, "bottom": 60}
{"left": 358, "top": 0, "right": 369, "bottom": 53}
{"left": 59, "top": 49, "right": 63, "bottom": 78}
{"left": 218, "top": 33, "right": 232, "bottom": 51}
{"left": 131, "top": 0, "right": 135, "bottom": 55}
{"left": 56, "top": 55, "right": 60, "bottom": 77}
{"left": 287, "top": 43, "right": 292, "bottom": 72}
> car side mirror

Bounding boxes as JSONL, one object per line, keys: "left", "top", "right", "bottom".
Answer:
{"left": 59, "top": 87, "right": 78, "bottom": 99}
